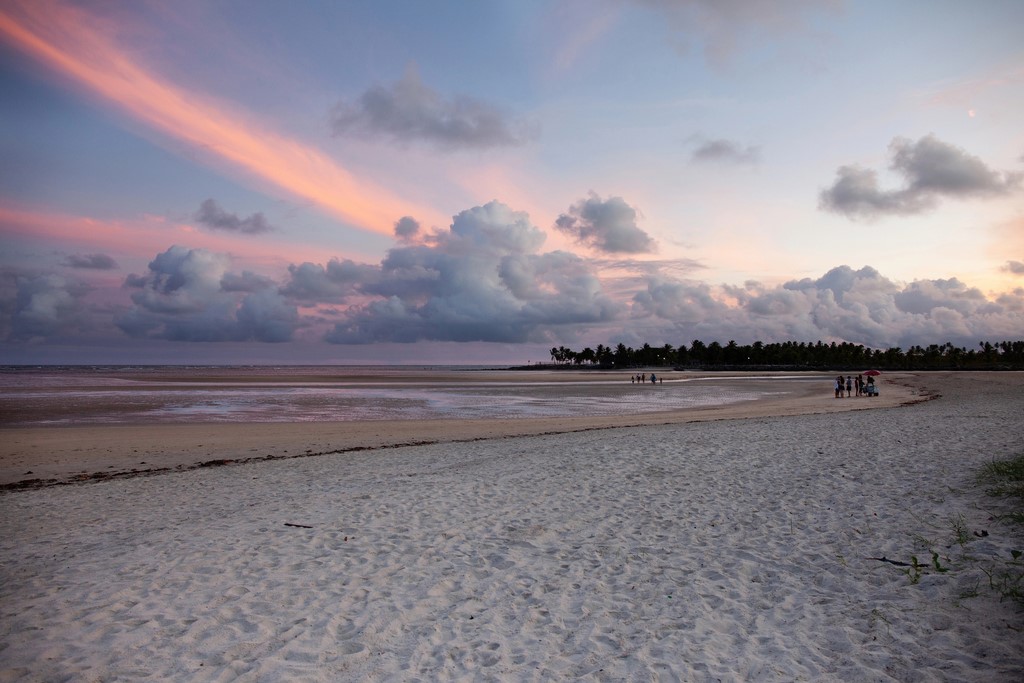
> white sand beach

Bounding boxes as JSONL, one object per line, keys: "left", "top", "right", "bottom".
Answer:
{"left": 1, "top": 372, "right": 1022, "bottom": 681}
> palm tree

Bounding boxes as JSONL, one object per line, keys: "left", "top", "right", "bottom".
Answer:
{"left": 661, "top": 343, "right": 675, "bottom": 365}
{"left": 614, "top": 343, "right": 631, "bottom": 367}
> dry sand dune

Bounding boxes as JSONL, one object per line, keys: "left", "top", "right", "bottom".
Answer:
{"left": 1, "top": 372, "right": 1021, "bottom": 681}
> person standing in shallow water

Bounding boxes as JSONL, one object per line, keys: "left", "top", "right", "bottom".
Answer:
{"left": 846, "top": 376, "right": 852, "bottom": 397}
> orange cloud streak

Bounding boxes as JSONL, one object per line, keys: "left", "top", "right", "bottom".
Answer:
{"left": 0, "top": 0, "right": 438, "bottom": 236}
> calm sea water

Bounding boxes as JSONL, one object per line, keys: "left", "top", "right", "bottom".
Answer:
{"left": 0, "top": 365, "right": 810, "bottom": 427}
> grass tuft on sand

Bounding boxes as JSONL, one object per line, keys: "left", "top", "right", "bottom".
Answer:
{"left": 976, "top": 453, "right": 1024, "bottom": 606}
{"left": 980, "top": 453, "right": 1024, "bottom": 523}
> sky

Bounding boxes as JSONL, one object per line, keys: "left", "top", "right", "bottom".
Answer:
{"left": 1, "top": 0, "right": 1022, "bottom": 365}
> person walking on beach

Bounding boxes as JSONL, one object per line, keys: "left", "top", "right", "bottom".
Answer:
{"left": 846, "top": 376, "right": 852, "bottom": 397}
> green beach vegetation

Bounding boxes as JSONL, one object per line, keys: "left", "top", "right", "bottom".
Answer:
{"left": 874, "top": 454, "right": 1023, "bottom": 605}
{"left": 980, "top": 453, "right": 1024, "bottom": 527}
{"left": 977, "top": 453, "right": 1024, "bottom": 605}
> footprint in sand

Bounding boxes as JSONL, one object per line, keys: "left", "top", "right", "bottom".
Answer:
{"left": 337, "top": 640, "right": 365, "bottom": 655}
{"left": 327, "top": 618, "right": 359, "bottom": 640}
{"left": 486, "top": 553, "right": 515, "bottom": 570}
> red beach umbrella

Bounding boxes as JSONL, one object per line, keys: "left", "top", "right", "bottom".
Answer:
{"left": 863, "top": 369, "right": 882, "bottom": 376}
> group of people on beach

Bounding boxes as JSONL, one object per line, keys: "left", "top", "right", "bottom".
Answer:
{"left": 835, "top": 374, "right": 875, "bottom": 398}
{"left": 631, "top": 373, "right": 661, "bottom": 384}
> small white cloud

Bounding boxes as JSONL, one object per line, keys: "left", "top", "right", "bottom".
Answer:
{"left": 555, "top": 193, "right": 656, "bottom": 254}
{"left": 195, "top": 199, "right": 275, "bottom": 234}
{"left": 691, "top": 138, "right": 759, "bottom": 164}
{"left": 63, "top": 253, "right": 119, "bottom": 270}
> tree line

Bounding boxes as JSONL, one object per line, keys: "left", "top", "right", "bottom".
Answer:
{"left": 545, "top": 340, "right": 1024, "bottom": 371}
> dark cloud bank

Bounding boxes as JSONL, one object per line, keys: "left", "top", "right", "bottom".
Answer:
{"left": 6, "top": 198, "right": 1021, "bottom": 352}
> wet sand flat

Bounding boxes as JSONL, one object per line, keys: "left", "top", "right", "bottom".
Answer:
{"left": 0, "top": 371, "right": 921, "bottom": 487}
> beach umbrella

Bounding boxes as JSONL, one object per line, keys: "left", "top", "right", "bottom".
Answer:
{"left": 863, "top": 369, "right": 882, "bottom": 376}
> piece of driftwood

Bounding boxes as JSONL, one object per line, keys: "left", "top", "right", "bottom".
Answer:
{"left": 867, "top": 556, "right": 914, "bottom": 567}
{"left": 284, "top": 523, "right": 313, "bottom": 529}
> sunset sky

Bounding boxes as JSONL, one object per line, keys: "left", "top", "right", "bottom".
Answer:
{"left": 1, "top": 0, "right": 1022, "bottom": 365}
